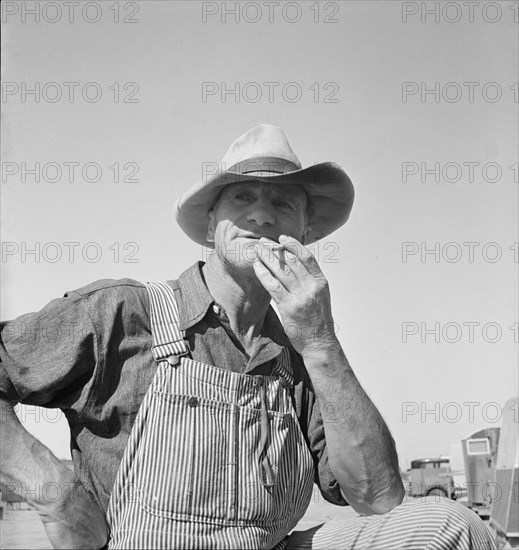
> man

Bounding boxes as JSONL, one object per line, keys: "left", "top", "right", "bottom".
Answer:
{"left": 1, "top": 125, "right": 495, "bottom": 549}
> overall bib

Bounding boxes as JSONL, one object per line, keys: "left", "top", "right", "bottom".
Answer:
{"left": 106, "top": 281, "right": 315, "bottom": 549}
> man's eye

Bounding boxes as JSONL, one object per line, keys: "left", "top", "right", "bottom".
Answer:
{"left": 277, "top": 200, "right": 294, "bottom": 210}
{"left": 235, "top": 193, "right": 253, "bottom": 201}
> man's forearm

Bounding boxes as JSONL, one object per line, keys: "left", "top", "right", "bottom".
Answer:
{"left": 0, "top": 398, "right": 76, "bottom": 514}
{"left": 0, "top": 398, "right": 109, "bottom": 549}
{"left": 302, "top": 342, "right": 405, "bottom": 516}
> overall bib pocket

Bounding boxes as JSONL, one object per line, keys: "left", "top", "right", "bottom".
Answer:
{"left": 135, "top": 391, "right": 232, "bottom": 522}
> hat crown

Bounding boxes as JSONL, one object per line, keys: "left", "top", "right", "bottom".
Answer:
{"left": 221, "top": 124, "right": 302, "bottom": 170}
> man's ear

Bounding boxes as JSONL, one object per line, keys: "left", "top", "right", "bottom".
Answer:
{"left": 206, "top": 210, "right": 215, "bottom": 243}
{"left": 301, "top": 226, "right": 312, "bottom": 246}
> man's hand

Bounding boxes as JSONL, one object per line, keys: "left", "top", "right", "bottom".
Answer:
{"left": 252, "top": 234, "right": 338, "bottom": 357}
{"left": 40, "top": 480, "right": 109, "bottom": 549}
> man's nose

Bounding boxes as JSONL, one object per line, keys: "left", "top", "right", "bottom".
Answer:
{"left": 247, "top": 200, "right": 275, "bottom": 226}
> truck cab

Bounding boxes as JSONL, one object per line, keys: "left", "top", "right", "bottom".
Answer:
{"left": 404, "top": 457, "right": 456, "bottom": 499}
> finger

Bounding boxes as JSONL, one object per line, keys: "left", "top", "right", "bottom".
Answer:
{"left": 279, "top": 235, "right": 324, "bottom": 278}
{"left": 257, "top": 238, "right": 293, "bottom": 272}
{"left": 255, "top": 244, "right": 310, "bottom": 295}
{"left": 256, "top": 239, "right": 317, "bottom": 290}
{"left": 257, "top": 242, "right": 292, "bottom": 274}
{"left": 252, "top": 259, "right": 288, "bottom": 302}
{"left": 257, "top": 238, "right": 320, "bottom": 289}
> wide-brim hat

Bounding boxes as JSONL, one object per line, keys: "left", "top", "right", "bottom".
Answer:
{"left": 175, "top": 124, "right": 354, "bottom": 247}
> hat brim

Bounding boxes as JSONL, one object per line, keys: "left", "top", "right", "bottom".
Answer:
{"left": 175, "top": 162, "right": 354, "bottom": 247}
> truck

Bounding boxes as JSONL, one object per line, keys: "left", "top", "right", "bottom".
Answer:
{"left": 489, "top": 397, "right": 518, "bottom": 549}
{"left": 461, "top": 426, "right": 501, "bottom": 518}
{"left": 403, "top": 457, "right": 456, "bottom": 499}
{"left": 451, "top": 397, "right": 517, "bottom": 548}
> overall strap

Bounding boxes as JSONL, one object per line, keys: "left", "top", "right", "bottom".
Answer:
{"left": 275, "top": 347, "right": 294, "bottom": 389}
{"left": 145, "top": 281, "right": 189, "bottom": 363}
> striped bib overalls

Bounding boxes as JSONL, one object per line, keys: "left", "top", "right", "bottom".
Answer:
{"left": 106, "top": 281, "right": 315, "bottom": 549}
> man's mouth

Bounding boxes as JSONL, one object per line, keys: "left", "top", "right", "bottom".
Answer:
{"left": 235, "top": 234, "right": 288, "bottom": 254}
{"left": 239, "top": 234, "right": 278, "bottom": 243}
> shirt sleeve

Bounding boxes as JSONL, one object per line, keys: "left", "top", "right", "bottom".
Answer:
{"left": 0, "top": 289, "right": 98, "bottom": 409}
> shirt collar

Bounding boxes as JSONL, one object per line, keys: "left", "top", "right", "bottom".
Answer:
{"left": 170, "top": 261, "right": 291, "bottom": 351}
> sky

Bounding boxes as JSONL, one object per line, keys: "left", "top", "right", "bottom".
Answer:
{"left": 1, "top": 0, "right": 517, "bottom": 471}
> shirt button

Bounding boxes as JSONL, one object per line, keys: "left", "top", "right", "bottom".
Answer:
{"left": 167, "top": 355, "right": 180, "bottom": 366}
{"left": 212, "top": 304, "right": 220, "bottom": 315}
{"left": 187, "top": 396, "right": 199, "bottom": 407}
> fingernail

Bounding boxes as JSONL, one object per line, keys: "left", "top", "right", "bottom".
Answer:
{"left": 279, "top": 234, "right": 289, "bottom": 242}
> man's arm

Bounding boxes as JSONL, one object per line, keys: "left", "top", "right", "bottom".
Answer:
{"left": 253, "top": 235, "right": 405, "bottom": 515}
{"left": 0, "top": 398, "right": 109, "bottom": 548}
{"left": 0, "top": 289, "right": 114, "bottom": 547}
{"left": 302, "top": 344, "right": 404, "bottom": 515}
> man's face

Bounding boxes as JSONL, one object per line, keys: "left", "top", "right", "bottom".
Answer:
{"left": 207, "top": 181, "right": 311, "bottom": 270}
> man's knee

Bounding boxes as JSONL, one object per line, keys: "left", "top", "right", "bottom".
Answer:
{"left": 399, "top": 497, "right": 496, "bottom": 549}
